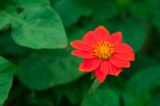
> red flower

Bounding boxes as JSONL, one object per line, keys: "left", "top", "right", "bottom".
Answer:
{"left": 71, "top": 26, "right": 135, "bottom": 83}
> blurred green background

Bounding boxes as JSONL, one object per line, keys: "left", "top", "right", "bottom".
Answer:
{"left": 0, "top": 0, "right": 160, "bottom": 106}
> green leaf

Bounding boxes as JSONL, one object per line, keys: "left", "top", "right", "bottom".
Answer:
{"left": 12, "top": 0, "right": 49, "bottom": 7}
{"left": 148, "top": 86, "right": 160, "bottom": 106}
{"left": 17, "top": 50, "right": 83, "bottom": 90}
{"left": 150, "top": 0, "right": 160, "bottom": 29}
{"left": 53, "top": 0, "right": 118, "bottom": 27}
{"left": 0, "top": 16, "right": 9, "bottom": 30}
{"left": 0, "top": 0, "right": 10, "bottom": 10}
{"left": 152, "top": 13, "right": 160, "bottom": 29}
{"left": 0, "top": 57, "right": 14, "bottom": 106}
{"left": 88, "top": 0, "right": 118, "bottom": 23}
{"left": 52, "top": 0, "right": 92, "bottom": 27}
{"left": 65, "top": 82, "right": 85, "bottom": 104}
{"left": 129, "top": 52, "right": 159, "bottom": 71}
{"left": 123, "top": 66, "right": 160, "bottom": 106}
{"left": 12, "top": 5, "right": 67, "bottom": 49}
{"left": 0, "top": 7, "right": 15, "bottom": 30}
{"left": 105, "top": 19, "right": 147, "bottom": 53}
{"left": 17, "top": 26, "right": 85, "bottom": 90}
{"left": 129, "top": 0, "right": 160, "bottom": 29}
{"left": 81, "top": 88, "right": 120, "bottom": 106}
{"left": 116, "top": 0, "right": 131, "bottom": 12}
{"left": 64, "top": 75, "right": 91, "bottom": 104}
{"left": 0, "top": 5, "right": 67, "bottom": 49}
{"left": 0, "top": 29, "right": 29, "bottom": 56}
{"left": 130, "top": 2, "right": 149, "bottom": 23}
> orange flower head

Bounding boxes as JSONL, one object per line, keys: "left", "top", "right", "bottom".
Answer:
{"left": 93, "top": 41, "right": 114, "bottom": 60}
{"left": 70, "top": 26, "right": 135, "bottom": 83}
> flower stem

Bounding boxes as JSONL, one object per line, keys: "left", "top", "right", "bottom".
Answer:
{"left": 88, "top": 78, "right": 100, "bottom": 93}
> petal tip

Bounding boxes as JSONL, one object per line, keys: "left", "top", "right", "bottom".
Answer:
{"left": 71, "top": 50, "right": 75, "bottom": 55}
{"left": 114, "top": 73, "right": 120, "bottom": 76}
{"left": 79, "top": 68, "right": 84, "bottom": 72}
{"left": 97, "top": 77, "right": 105, "bottom": 83}
{"left": 125, "top": 63, "right": 131, "bottom": 68}
{"left": 79, "top": 67, "right": 88, "bottom": 72}
{"left": 111, "top": 32, "right": 123, "bottom": 43}
{"left": 97, "top": 25, "right": 105, "bottom": 29}
{"left": 70, "top": 42, "right": 73, "bottom": 46}
{"left": 70, "top": 41, "right": 77, "bottom": 47}
{"left": 95, "top": 26, "right": 108, "bottom": 32}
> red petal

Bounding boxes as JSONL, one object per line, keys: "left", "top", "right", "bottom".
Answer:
{"left": 115, "top": 43, "right": 134, "bottom": 52}
{"left": 100, "top": 61, "right": 110, "bottom": 74}
{"left": 114, "top": 43, "right": 135, "bottom": 61}
{"left": 83, "top": 31, "right": 96, "bottom": 45}
{"left": 109, "top": 55, "right": 131, "bottom": 68}
{"left": 110, "top": 32, "right": 122, "bottom": 43}
{"left": 79, "top": 58, "right": 100, "bottom": 72}
{"left": 71, "top": 50, "right": 94, "bottom": 58}
{"left": 94, "top": 26, "right": 110, "bottom": 41}
{"left": 94, "top": 67, "right": 107, "bottom": 83}
{"left": 113, "top": 52, "right": 135, "bottom": 61}
{"left": 70, "top": 40, "right": 92, "bottom": 51}
{"left": 108, "top": 62, "right": 122, "bottom": 76}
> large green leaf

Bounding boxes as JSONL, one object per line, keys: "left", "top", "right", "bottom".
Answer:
{"left": 86, "top": 0, "right": 118, "bottom": 23}
{"left": 150, "top": 0, "right": 160, "bottom": 29}
{"left": 16, "top": 26, "right": 86, "bottom": 90}
{"left": 52, "top": 0, "right": 92, "bottom": 27}
{"left": 123, "top": 66, "right": 160, "bottom": 106}
{"left": 152, "top": 13, "right": 160, "bottom": 29}
{"left": 129, "top": 52, "right": 159, "bottom": 71}
{"left": 81, "top": 88, "right": 120, "bottom": 106}
{"left": 0, "top": 4, "right": 67, "bottom": 49}
{"left": 12, "top": 5, "right": 67, "bottom": 49}
{"left": 52, "top": 0, "right": 118, "bottom": 28}
{"left": 12, "top": 0, "right": 49, "bottom": 7}
{"left": 0, "top": 29, "right": 29, "bottom": 56}
{"left": 17, "top": 50, "right": 83, "bottom": 90}
{"left": 130, "top": 0, "right": 160, "bottom": 29}
{"left": 0, "top": 0, "right": 10, "bottom": 10}
{"left": 130, "top": 2, "right": 149, "bottom": 23}
{"left": 64, "top": 75, "right": 91, "bottom": 104}
{"left": 0, "top": 57, "right": 14, "bottom": 106}
{"left": 0, "top": 7, "right": 15, "bottom": 30}
{"left": 115, "top": 0, "right": 131, "bottom": 12}
{"left": 0, "top": 17, "right": 9, "bottom": 30}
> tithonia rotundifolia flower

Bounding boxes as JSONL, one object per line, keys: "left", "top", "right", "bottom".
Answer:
{"left": 71, "top": 26, "right": 135, "bottom": 83}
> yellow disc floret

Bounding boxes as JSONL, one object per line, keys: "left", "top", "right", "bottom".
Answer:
{"left": 93, "top": 41, "right": 114, "bottom": 60}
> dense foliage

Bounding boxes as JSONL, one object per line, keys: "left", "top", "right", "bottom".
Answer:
{"left": 0, "top": 0, "right": 160, "bottom": 106}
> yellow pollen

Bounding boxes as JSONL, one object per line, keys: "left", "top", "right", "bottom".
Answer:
{"left": 93, "top": 41, "right": 114, "bottom": 60}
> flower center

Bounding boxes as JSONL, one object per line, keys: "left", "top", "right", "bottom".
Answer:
{"left": 93, "top": 41, "right": 114, "bottom": 60}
